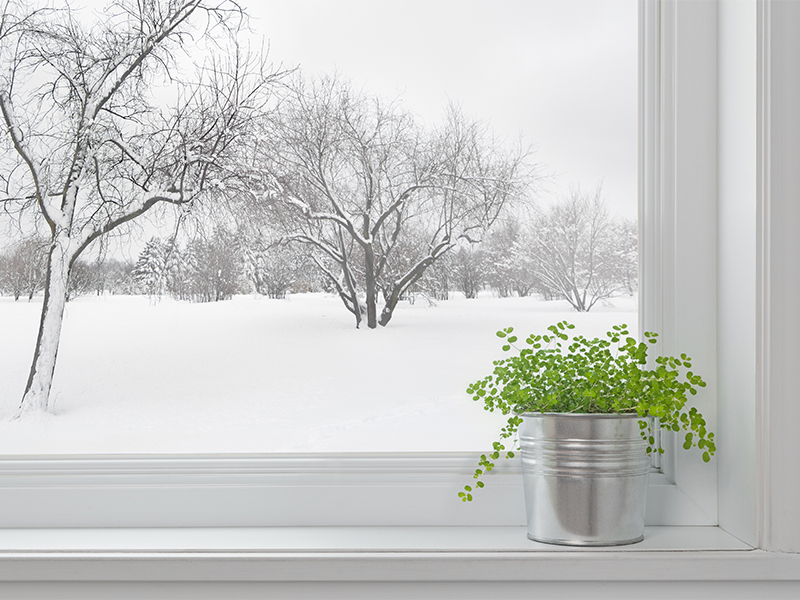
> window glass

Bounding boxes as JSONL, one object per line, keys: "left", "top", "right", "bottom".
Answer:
{"left": 0, "top": 0, "right": 637, "bottom": 454}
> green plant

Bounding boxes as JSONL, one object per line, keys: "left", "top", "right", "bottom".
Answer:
{"left": 459, "top": 321, "right": 715, "bottom": 502}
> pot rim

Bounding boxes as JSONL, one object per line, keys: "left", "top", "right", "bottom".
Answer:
{"left": 518, "top": 411, "right": 644, "bottom": 419}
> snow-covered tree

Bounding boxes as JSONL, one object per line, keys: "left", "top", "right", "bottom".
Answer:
{"left": 452, "top": 245, "right": 486, "bottom": 299}
{"left": 91, "top": 258, "right": 135, "bottom": 296}
{"left": 420, "top": 252, "right": 455, "bottom": 301}
{"left": 530, "top": 186, "right": 634, "bottom": 312}
{"left": 0, "top": 236, "right": 47, "bottom": 300}
{"left": 607, "top": 218, "right": 638, "bottom": 296}
{"left": 133, "top": 237, "right": 168, "bottom": 300}
{"left": 66, "top": 259, "right": 95, "bottom": 301}
{"left": 243, "top": 235, "right": 307, "bottom": 299}
{"left": 159, "top": 238, "right": 189, "bottom": 301}
{"left": 482, "top": 219, "right": 541, "bottom": 298}
{"left": 185, "top": 228, "right": 243, "bottom": 302}
{"left": 0, "top": 0, "right": 281, "bottom": 414}
{"left": 245, "top": 75, "right": 534, "bottom": 328}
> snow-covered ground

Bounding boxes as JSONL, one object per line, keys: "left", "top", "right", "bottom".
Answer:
{"left": 0, "top": 293, "right": 636, "bottom": 454}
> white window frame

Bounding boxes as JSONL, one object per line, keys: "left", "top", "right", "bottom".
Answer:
{"left": 0, "top": 0, "right": 714, "bottom": 531}
{"left": 1, "top": 0, "right": 800, "bottom": 570}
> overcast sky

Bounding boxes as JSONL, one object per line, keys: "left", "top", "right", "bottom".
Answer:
{"left": 243, "top": 0, "right": 638, "bottom": 219}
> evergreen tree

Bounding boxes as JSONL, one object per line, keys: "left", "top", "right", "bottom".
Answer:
{"left": 133, "top": 238, "right": 167, "bottom": 300}
{"left": 163, "top": 238, "right": 189, "bottom": 301}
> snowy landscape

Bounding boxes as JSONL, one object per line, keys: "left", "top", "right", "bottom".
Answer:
{"left": 0, "top": 292, "right": 636, "bottom": 454}
{"left": 0, "top": 0, "right": 638, "bottom": 455}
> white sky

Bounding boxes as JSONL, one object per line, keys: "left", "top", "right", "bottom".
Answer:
{"left": 244, "top": 0, "right": 639, "bottom": 219}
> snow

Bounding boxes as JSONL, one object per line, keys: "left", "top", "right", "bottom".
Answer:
{"left": 0, "top": 292, "right": 636, "bottom": 454}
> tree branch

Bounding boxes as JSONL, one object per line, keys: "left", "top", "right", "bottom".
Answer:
{"left": 73, "top": 189, "right": 184, "bottom": 262}
{"left": 0, "top": 92, "right": 56, "bottom": 232}
{"left": 90, "top": 0, "right": 204, "bottom": 119}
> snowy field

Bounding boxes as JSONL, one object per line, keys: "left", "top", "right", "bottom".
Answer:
{"left": 0, "top": 293, "right": 636, "bottom": 454}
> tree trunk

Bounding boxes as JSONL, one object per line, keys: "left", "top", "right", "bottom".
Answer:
{"left": 364, "top": 244, "right": 377, "bottom": 329}
{"left": 18, "top": 240, "right": 71, "bottom": 415}
{"left": 379, "top": 263, "right": 428, "bottom": 327}
{"left": 378, "top": 295, "right": 398, "bottom": 327}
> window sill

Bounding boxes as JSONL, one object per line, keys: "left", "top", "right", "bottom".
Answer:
{"left": 3, "top": 525, "right": 797, "bottom": 584}
{"left": 0, "top": 454, "right": 714, "bottom": 528}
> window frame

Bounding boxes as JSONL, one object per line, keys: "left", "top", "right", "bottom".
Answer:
{"left": 2, "top": 0, "right": 798, "bottom": 558}
{"left": 639, "top": 0, "right": 721, "bottom": 526}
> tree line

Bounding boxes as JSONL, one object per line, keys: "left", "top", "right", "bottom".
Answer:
{"left": 2, "top": 185, "right": 636, "bottom": 313}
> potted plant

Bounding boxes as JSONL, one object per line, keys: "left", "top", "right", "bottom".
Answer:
{"left": 461, "top": 321, "right": 715, "bottom": 546}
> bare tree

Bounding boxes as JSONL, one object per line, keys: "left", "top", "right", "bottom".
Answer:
{"left": 244, "top": 75, "right": 534, "bottom": 328}
{"left": 0, "top": 235, "right": 47, "bottom": 300}
{"left": 452, "top": 244, "right": 486, "bottom": 299}
{"left": 606, "top": 217, "right": 638, "bottom": 296}
{"left": 243, "top": 234, "right": 307, "bottom": 299}
{"left": 89, "top": 257, "right": 135, "bottom": 296}
{"left": 185, "top": 227, "right": 243, "bottom": 302}
{"left": 530, "top": 186, "right": 635, "bottom": 312}
{"left": 421, "top": 252, "right": 455, "bottom": 301}
{"left": 483, "top": 218, "right": 540, "bottom": 298}
{"left": 66, "top": 258, "right": 95, "bottom": 301}
{"left": 0, "top": 0, "right": 280, "bottom": 414}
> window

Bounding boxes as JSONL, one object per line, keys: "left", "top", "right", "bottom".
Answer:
{"left": 0, "top": 0, "right": 729, "bottom": 533}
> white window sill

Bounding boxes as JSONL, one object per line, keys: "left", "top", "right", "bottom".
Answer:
{"left": 4, "top": 525, "right": 799, "bottom": 584}
{"left": 0, "top": 525, "right": 749, "bottom": 554}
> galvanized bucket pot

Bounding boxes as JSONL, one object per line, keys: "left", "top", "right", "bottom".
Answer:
{"left": 519, "top": 412, "right": 651, "bottom": 546}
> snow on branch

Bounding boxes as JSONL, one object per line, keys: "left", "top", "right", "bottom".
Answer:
{"left": 0, "top": 92, "right": 57, "bottom": 231}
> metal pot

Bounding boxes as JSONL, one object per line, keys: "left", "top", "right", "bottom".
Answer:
{"left": 519, "top": 412, "right": 651, "bottom": 546}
